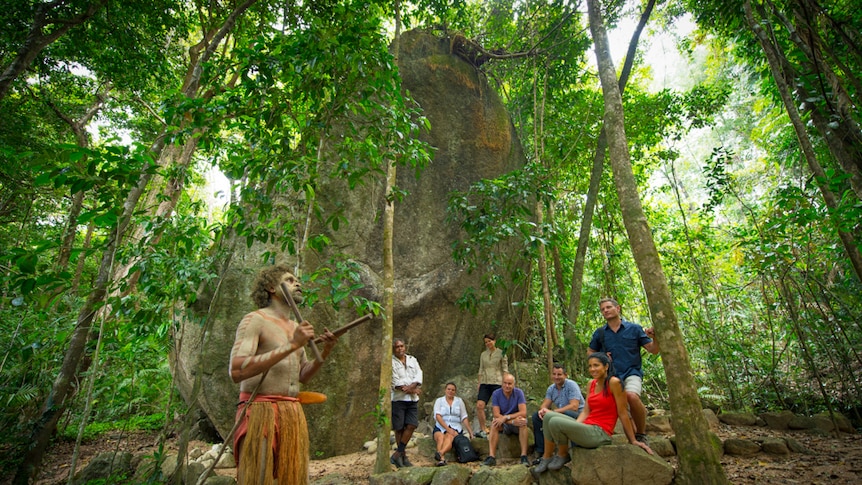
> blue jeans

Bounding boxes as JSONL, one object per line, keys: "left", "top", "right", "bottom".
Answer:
{"left": 532, "top": 409, "right": 578, "bottom": 454}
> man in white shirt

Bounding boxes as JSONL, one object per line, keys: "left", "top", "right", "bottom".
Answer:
{"left": 391, "top": 338, "right": 423, "bottom": 468}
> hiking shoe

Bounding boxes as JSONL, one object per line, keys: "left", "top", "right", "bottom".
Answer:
{"left": 547, "top": 454, "right": 571, "bottom": 471}
{"left": 401, "top": 454, "right": 413, "bottom": 467}
{"left": 635, "top": 433, "right": 648, "bottom": 444}
{"left": 531, "top": 456, "right": 543, "bottom": 466}
{"left": 482, "top": 456, "right": 496, "bottom": 466}
{"left": 390, "top": 451, "right": 404, "bottom": 468}
{"left": 436, "top": 459, "right": 446, "bottom": 467}
{"left": 533, "top": 457, "right": 551, "bottom": 473}
{"left": 475, "top": 430, "right": 488, "bottom": 439}
{"left": 434, "top": 452, "right": 441, "bottom": 462}
{"left": 520, "top": 455, "right": 530, "bottom": 466}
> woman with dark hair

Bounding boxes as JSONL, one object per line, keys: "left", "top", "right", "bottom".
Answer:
{"left": 533, "top": 353, "right": 653, "bottom": 474}
{"left": 432, "top": 382, "right": 473, "bottom": 466}
{"left": 476, "top": 333, "right": 507, "bottom": 437}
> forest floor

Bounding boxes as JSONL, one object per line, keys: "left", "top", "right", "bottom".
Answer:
{"left": 21, "top": 422, "right": 862, "bottom": 484}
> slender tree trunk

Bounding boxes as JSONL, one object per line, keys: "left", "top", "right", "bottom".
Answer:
{"left": 567, "top": 0, "right": 656, "bottom": 324}
{"left": 586, "top": 1, "right": 728, "bottom": 483}
{"left": 744, "top": 0, "right": 862, "bottom": 283}
{"left": 536, "top": 203, "right": 556, "bottom": 372}
{"left": 0, "top": 0, "right": 108, "bottom": 101}
{"left": 374, "top": 0, "right": 400, "bottom": 474}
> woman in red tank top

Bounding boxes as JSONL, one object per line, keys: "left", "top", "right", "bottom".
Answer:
{"left": 533, "top": 353, "right": 653, "bottom": 474}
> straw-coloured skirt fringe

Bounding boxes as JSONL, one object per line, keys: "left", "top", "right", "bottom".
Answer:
{"left": 237, "top": 400, "right": 309, "bottom": 485}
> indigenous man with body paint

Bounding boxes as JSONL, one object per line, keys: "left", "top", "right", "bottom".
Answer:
{"left": 229, "top": 265, "right": 338, "bottom": 485}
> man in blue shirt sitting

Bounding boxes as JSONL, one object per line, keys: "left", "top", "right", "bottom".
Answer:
{"left": 483, "top": 372, "right": 530, "bottom": 467}
{"left": 531, "top": 363, "right": 584, "bottom": 463}
{"left": 588, "top": 297, "right": 659, "bottom": 443}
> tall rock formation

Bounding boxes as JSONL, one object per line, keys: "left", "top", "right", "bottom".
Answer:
{"left": 173, "top": 29, "right": 528, "bottom": 456}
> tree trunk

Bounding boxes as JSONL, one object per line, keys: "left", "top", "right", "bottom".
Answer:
{"left": 744, "top": 0, "right": 862, "bottom": 283}
{"left": 536, "top": 202, "right": 556, "bottom": 372}
{"left": 586, "top": 1, "right": 728, "bottom": 483}
{"left": 375, "top": 0, "right": 400, "bottom": 474}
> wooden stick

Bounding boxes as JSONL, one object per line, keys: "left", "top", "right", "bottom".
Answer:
{"left": 279, "top": 281, "right": 324, "bottom": 362}
{"left": 312, "top": 314, "right": 373, "bottom": 344}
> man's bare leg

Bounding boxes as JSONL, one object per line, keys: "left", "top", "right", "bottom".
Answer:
{"left": 627, "top": 391, "right": 647, "bottom": 435}
{"left": 519, "top": 426, "right": 529, "bottom": 457}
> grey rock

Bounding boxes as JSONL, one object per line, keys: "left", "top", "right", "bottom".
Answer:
{"left": 312, "top": 474, "right": 356, "bottom": 485}
{"left": 185, "top": 461, "right": 207, "bottom": 484}
{"left": 718, "top": 411, "right": 757, "bottom": 426}
{"left": 569, "top": 445, "right": 673, "bottom": 485}
{"left": 760, "top": 437, "right": 790, "bottom": 455}
{"left": 531, "top": 465, "right": 572, "bottom": 485}
{"left": 648, "top": 436, "right": 676, "bottom": 457}
{"left": 702, "top": 408, "right": 720, "bottom": 431}
{"left": 645, "top": 414, "right": 673, "bottom": 434}
{"left": 814, "top": 412, "right": 854, "bottom": 433}
{"left": 468, "top": 465, "right": 533, "bottom": 485}
{"left": 759, "top": 410, "right": 796, "bottom": 430}
{"left": 785, "top": 437, "right": 813, "bottom": 454}
{"left": 72, "top": 451, "right": 133, "bottom": 485}
{"left": 160, "top": 453, "right": 179, "bottom": 480}
{"left": 368, "top": 466, "right": 440, "bottom": 485}
{"left": 430, "top": 465, "right": 472, "bottom": 485}
{"left": 788, "top": 415, "right": 818, "bottom": 430}
{"left": 724, "top": 438, "right": 761, "bottom": 456}
{"left": 203, "top": 476, "right": 237, "bottom": 485}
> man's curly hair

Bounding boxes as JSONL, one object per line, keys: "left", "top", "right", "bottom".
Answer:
{"left": 251, "top": 264, "right": 293, "bottom": 309}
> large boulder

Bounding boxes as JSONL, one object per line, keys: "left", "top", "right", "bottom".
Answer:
{"left": 568, "top": 445, "right": 674, "bottom": 484}
{"left": 173, "top": 29, "right": 528, "bottom": 457}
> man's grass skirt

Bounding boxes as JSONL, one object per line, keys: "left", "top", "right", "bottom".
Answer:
{"left": 235, "top": 393, "right": 309, "bottom": 485}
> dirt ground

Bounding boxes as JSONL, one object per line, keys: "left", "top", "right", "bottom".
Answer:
{"left": 21, "top": 423, "right": 862, "bottom": 484}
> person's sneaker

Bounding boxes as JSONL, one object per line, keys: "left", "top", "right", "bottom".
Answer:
{"left": 401, "top": 454, "right": 414, "bottom": 467}
{"left": 635, "top": 433, "right": 648, "bottom": 444}
{"left": 520, "top": 455, "right": 530, "bottom": 466}
{"left": 547, "top": 454, "right": 571, "bottom": 471}
{"left": 390, "top": 451, "right": 404, "bottom": 468}
{"left": 531, "top": 455, "right": 543, "bottom": 466}
{"left": 436, "top": 459, "right": 447, "bottom": 467}
{"left": 533, "top": 457, "right": 551, "bottom": 473}
{"left": 475, "top": 430, "right": 488, "bottom": 439}
{"left": 434, "top": 452, "right": 441, "bottom": 462}
{"left": 482, "top": 456, "right": 496, "bottom": 466}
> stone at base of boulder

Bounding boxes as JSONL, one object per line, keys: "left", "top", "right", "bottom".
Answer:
{"left": 569, "top": 445, "right": 673, "bottom": 485}
{"left": 369, "top": 464, "right": 472, "bottom": 485}
{"left": 485, "top": 432, "right": 531, "bottom": 459}
{"left": 469, "top": 465, "right": 533, "bottom": 484}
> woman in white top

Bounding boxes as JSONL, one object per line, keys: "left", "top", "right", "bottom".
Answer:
{"left": 432, "top": 382, "right": 473, "bottom": 466}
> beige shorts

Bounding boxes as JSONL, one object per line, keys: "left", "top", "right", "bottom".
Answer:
{"left": 623, "top": 375, "right": 643, "bottom": 395}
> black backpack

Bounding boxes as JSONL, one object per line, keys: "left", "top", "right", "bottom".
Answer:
{"left": 453, "top": 434, "right": 479, "bottom": 463}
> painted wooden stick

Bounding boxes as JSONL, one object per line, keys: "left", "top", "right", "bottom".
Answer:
{"left": 279, "top": 281, "right": 324, "bottom": 362}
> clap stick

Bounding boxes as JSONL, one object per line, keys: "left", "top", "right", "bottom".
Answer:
{"left": 279, "top": 281, "right": 324, "bottom": 362}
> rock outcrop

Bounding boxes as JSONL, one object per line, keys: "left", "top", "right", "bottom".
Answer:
{"left": 172, "top": 29, "right": 528, "bottom": 457}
